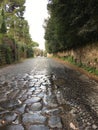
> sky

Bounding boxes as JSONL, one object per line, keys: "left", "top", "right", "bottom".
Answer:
{"left": 24, "top": 0, "right": 48, "bottom": 50}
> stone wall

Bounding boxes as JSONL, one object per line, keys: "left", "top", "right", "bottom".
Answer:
{"left": 57, "top": 43, "right": 98, "bottom": 69}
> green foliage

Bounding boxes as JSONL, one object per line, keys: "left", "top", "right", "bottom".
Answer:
{"left": 1, "top": 22, "right": 6, "bottom": 33}
{"left": 5, "top": 46, "right": 12, "bottom": 64}
{"left": 61, "top": 56, "right": 98, "bottom": 76}
{"left": 6, "top": 0, "right": 25, "bottom": 18}
{"left": 0, "top": 42, "right": 12, "bottom": 64}
{"left": 1, "top": 0, "right": 32, "bottom": 46}
{"left": 27, "top": 46, "right": 34, "bottom": 58}
{"left": 31, "top": 41, "right": 39, "bottom": 47}
{"left": 0, "top": 9, "right": 7, "bottom": 33}
{"left": 44, "top": 0, "right": 98, "bottom": 53}
{"left": 0, "top": 0, "right": 39, "bottom": 65}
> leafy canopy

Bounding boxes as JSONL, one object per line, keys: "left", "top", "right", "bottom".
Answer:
{"left": 44, "top": 0, "right": 98, "bottom": 53}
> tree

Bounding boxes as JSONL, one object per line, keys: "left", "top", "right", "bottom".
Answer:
{"left": 0, "top": 0, "right": 38, "bottom": 63}
{"left": 0, "top": 9, "right": 7, "bottom": 33}
{"left": 44, "top": 0, "right": 98, "bottom": 53}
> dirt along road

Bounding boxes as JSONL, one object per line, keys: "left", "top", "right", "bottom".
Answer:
{"left": 0, "top": 57, "right": 98, "bottom": 130}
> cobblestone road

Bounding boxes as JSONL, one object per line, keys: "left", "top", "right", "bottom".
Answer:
{"left": 0, "top": 57, "right": 98, "bottom": 130}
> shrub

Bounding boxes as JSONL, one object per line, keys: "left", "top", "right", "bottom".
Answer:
{"left": 27, "top": 46, "right": 34, "bottom": 58}
{"left": 5, "top": 46, "right": 12, "bottom": 64}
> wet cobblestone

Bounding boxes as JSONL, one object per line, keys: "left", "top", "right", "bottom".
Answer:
{"left": 0, "top": 57, "right": 98, "bottom": 130}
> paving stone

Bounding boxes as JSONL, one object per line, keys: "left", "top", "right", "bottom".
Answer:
{"left": 16, "top": 104, "right": 26, "bottom": 114}
{"left": 85, "top": 126, "right": 90, "bottom": 130}
{"left": 28, "top": 76, "right": 34, "bottom": 80}
{"left": 0, "top": 106, "right": 5, "bottom": 111}
{"left": 6, "top": 124, "right": 24, "bottom": 130}
{"left": 29, "top": 87, "right": 36, "bottom": 92}
{"left": 23, "top": 73, "right": 29, "bottom": 80}
{"left": 40, "top": 85, "right": 46, "bottom": 90}
{"left": 34, "top": 75, "right": 43, "bottom": 78}
{"left": 28, "top": 125, "right": 49, "bottom": 130}
{"left": 5, "top": 89, "right": 13, "bottom": 95}
{"left": 25, "top": 97, "right": 41, "bottom": 104}
{"left": 46, "top": 95, "right": 58, "bottom": 108}
{"left": 22, "top": 113, "right": 47, "bottom": 124}
{"left": 10, "top": 81, "right": 18, "bottom": 88}
{"left": 0, "top": 110, "right": 9, "bottom": 115}
{"left": 7, "top": 90, "right": 19, "bottom": 99}
{"left": 0, "top": 99, "right": 21, "bottom": 109}
{"left": 26, "top": 91, "right": 32, "bottom": 95}
{"left": 2, "top": 81, "right": 8, "bottom": 86}
{"left": 92, "top": 124, "right": 98, "bottom": 129}
{"left": 30, "top": 102, "right": 42, "bottom": 111}
{"left": 37, "top": 92, "right": 44, "bottom": 98}
{"left": 12, "top": 117, "right": 20, "bottom": 125}
{"left": 48, "top": 116, "right": 62, "bottom": 128}
{"left": 29, "top": 82, "right": 35, "bottom": 87}
{"left": 0, "top": 76, "right": 5, "bottom": 82}
{"left": 3, "top": 112, "right": 17, "bottom": 122}
{"left": 47, "top": 102, "right": 58, "bottom": 108}
{"left": 34, "top": 89, "right": 42, "bottom": 95}
{"left": 0, "top": 97, "right": 7, "bottom": 103}
{"left": 20, "top": 94, "right": 28, "bottom": 101}
{"left": 22, "top": 81, "right": 28, "bottom": 88}
{"left": 42, "top": 108, "right": 62, "bottom": 116}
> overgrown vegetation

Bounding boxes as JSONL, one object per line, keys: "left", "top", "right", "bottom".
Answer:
{"left": 0, "top": 0, "right": 38, "bottom": 65}
{"left": 61, "top": 56, "right": 98, "bottom": 76}
{"left": 44, "top": 0, "right": 98, "bottom": 53}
